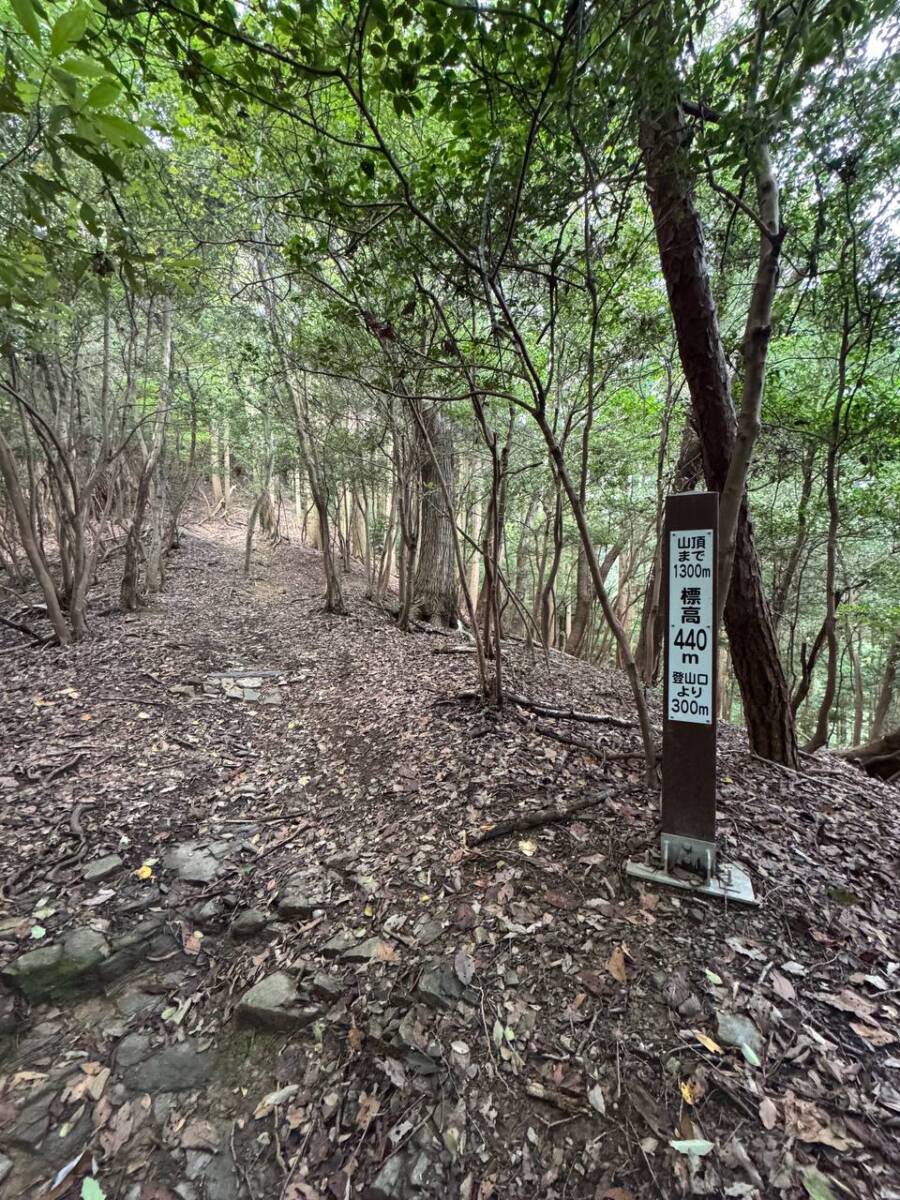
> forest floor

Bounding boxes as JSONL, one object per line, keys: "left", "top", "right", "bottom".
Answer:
{"left": 0, "top": 519, "right": 898, "bottom": 1200}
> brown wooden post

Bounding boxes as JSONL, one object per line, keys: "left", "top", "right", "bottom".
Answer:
{"left": 661, "top": 491, "right": 718, "bottom": 877}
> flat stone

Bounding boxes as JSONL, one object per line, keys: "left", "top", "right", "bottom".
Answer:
{"left": 100, "top": 917, "right": 177, "bottom": 983}
{"left": 236, "top": 972, "right": 322, "bottom": 1032}
{"left": 277, "top": 893, "right": 318, "bottom": 921}
{"left": 2, "top": 928, "right": 110, "bottom": 1002}
{"left": 716, "top": 1011, "right": 764, "bottom": 1058}
{"left": 123, "top": 1039, "right": 215, "bottom": 1091}
{"left": 83, "top": 854, "right": 124, "bottom": 883}
{"left": 342, "top": 937, "right": 393, "bottom": 963}
{"left": 416, "top": 966, "right": 463, "bottom": 1012}
{"left": 117, "top": 1031, "right": 153, "bottom": 1068}
{"left": 8, "top": 1087, "right": 54, "bottom": 1151}
{"left": 309, "top": 972, "right": 342, "bottom": 1001}
{"left": 367, "top": 1152, "right": 409, "bottom": 1199}
{"left": 322, "top": 931, "right": 358, "bottom": 959}
{"left": 0, "top": 1154, "right": 11, "bottom": 1184}
{"left": 229, "top": 909, "right": 269, "bottom": 939}
{"left": 116, "top": 989, "right": 164, "bottom": 1018}
{"left": 189, "top": 898, "right": 225, "bottom": 928}
{"left": 164, "top": 843, "right": 221, "bottom": 884}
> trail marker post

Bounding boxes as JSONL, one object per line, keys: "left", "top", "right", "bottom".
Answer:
{"left": 626, "top": 491, "right": 757, "bottom": 905}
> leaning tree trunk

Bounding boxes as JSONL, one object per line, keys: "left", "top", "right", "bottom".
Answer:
{"left": 412, "top": 405, "right": 458, "bottom": 627}
{"left": 0, "top": 428, "right": 71, "bottom": 643}
{"left": 870, "top": 632, "right": 899, "bottom": 743}
{"left": 838, "top": 726, "right": 900, "bottom": 783}
{"left": 639, "top": 105, "right": 798, "bottom": 767}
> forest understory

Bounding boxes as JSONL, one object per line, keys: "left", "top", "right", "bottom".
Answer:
{"left": 0, "top": 519, "right": 897, "bottom": 1200}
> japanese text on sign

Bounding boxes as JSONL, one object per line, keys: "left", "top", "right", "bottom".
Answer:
{"left": 667, "top": 528, "right": 713, "bottom": 725}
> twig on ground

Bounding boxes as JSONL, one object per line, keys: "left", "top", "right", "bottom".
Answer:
{"left": 468, "top": 784, "right": 647, "bottom": 845}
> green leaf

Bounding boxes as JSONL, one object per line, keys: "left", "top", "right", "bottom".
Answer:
{"left": 30, "top": 924, "right": 46, "bottom": 939}
{"left": 10, "top": 0, "right": 42, "bottom": 46}
{"left": 802, "top": 1167, "right": 837, "bottom": 1200}
{"left": 51, "top": 6, "right": 88, "bottom": 56}
{"left": 61, "top": 55, "right": 106, "bottom": 78}
{"left": 81, "top": 1179, "right": 106, "bottom": 1200}
{"left": 92, "top": 112, "right": 149, "bottom": 148}
{"left": 86, "top": 79, "right": 121, "bottom": 109}
{"left": 669, "top": 1139, "right": 715, "bottom": 1157}
{"left": 740, "top": 1043, "right": 761, "bottom": 1067}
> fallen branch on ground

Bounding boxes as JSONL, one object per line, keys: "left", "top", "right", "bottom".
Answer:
{"left": 468, "top": 783, "right": 647, "bottom": 845}
{"left": 448, "top": 689, "right": 633, "bottom": 727}
{"left": 0, "top": 613, "right": 51, "bottom": 643}
{"left": 528, "top": 718, "right": 658, "bottom": 763}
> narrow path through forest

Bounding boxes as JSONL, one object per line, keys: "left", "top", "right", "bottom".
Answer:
{"left": 0, "top": 523, "right": 898, "bottom": 1200}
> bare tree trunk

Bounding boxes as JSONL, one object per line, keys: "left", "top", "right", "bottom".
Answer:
{"left": 210, "top": 422, "right": 222, "bottom": 504}
{"left": 0, "top": 428, "right": 71, "bottom": 643}
{"left": 870, "top": 631, "right": 899, "bottom": 743}
{"left": 640, "top": 101, "right": 797, "bottom": 766}
{"left": 771, "top": 443, "right": 816, "bottom": 632}
{"left": 222, "top": 416, "right": 231, "bottom": 513}
{"left": 806, "top": 302, "right": 850, "bottom": 753}
{"left": 412, "top": 404, "right": 458, "bottom": 626}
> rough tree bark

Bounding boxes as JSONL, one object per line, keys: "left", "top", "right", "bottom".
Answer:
{"left": 639, "top": 104, "right": 798, "bottom": 766}
{"left": 870, "top": 631, "right": 899, "bottom": 743}
{"left": 412, "top": 404, "right": 459, "bottom": 627}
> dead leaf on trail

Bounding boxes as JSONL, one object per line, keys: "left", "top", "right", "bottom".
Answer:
{"left": 783, "top": 1091, "right": 859, "bottom": 1150}
{"left": 770, "top": 970, "right": 796, "bottom": 1002}
{"left": 759, "top": 1097, "right": 778, "bottom": 1129}
{"left": 254, "top": 1085, "right": 300, "bottom": 1120}
{"left": 99, "top": 1099, "right": 135, "bottom": 1157}
{"left": 517, "top": 838, "right": 537, "bottom": 856}
{"left": 181, "top": 1119, "right": 220, "bottom": 1151}
{"left": 602, "top": 1191, "right": 635, "bottom": 1200}
{"left": 815, "top": 988, "right": 877, "bottom": 1021}
{"left": 691, "top": 1031, "right": 723, "bottom": 1054}
{"left": 544, "top": 890, "right": 580, "bottom": 911}
{"left": 849, "top": 1020, "right": 895, "bottom": 1047}
{"left": 373, "top": 940, "right": 400, "bottom": 962}
{"left": 454, "top": 948, "right": 474, "bottom": 986}
{"left": 606, "top": 944, "right": 628, "bottom": 984}
{"left": 356, "top": 1092, "right": 380, "bottom": 1129}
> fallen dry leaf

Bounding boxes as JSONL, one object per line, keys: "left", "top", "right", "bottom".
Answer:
{"left": 181, "top": 1119, "right": 220, "bottom": 1151}
{"left": 606, "top": 944, "right": 628, "bottom": 984}
{"left": 759, "top": 1097, "right": 778, "bottom": 1129}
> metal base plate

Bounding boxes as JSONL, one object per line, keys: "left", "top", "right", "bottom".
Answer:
{"left": 625, "top": 858, "right": 758, "bottom": 906}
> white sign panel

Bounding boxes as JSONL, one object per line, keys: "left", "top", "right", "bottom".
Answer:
{"left": 667, "top": 529, "right": 714, "bottom": 725}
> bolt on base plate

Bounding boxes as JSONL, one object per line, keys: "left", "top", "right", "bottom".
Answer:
{"left": 625, "top": 857, "right": 758, "bottom": 906}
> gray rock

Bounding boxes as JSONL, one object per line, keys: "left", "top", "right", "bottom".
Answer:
{"left": 324, "top": 852, "right": 355, "bottom": 873}
{"left": 342, "top": 937, "right": 393, "bottom": 963}
{"left": 117, "top": 1031, "right": 153, "bottom": 1068}
{"left": 122, "top": 1039, "right": 214, "bottom": 1091}
{"left": 100, "top": 916, "right": 177, "bottom": 983}
{"left": 309, "top": 972, "right": 342, "bottom": 1001}
{"left": 116, "top": 989, "right": 163, "bottom": 1018}
{"left": 416, "top": 966, "right": 463, "bottom": 1012}
{"left": 0, "top": 1153, "right": 11, "bottom": 1185}
{"left": 367, "top": 1152, "right": 409, "bottom": 1199}
{"left": 2, "top": 928, "right": 110, "bottom": 1002}
{"left": 322, "top": 931, "right": 359, "bottom": 958}
{"left": 7, "top": 1087, "right": 54, "bottom": 1151}
{"left": 83, "top": 854, "right": 124, "bottom": 883}
{"left": 164, "top": 842, "right": 221, "bottom": 884}
{"left": 229, "top": 909, "right": 269, "bottom": 939}
{"left": 716, "top": 1011, "right": 764, "bottom": 1058}
{"left": 189, "top": 898, "right": 225, "bottom": 928}
{"left": 277, "top": 893, "right": 318, "bottom": 921}
{"left": 236, "top": 972, "right": 322, "bottom": 1032}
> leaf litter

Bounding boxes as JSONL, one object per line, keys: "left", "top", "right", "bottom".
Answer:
{"left": 0, "top": 519, "right": 897, "bottom": 1198}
